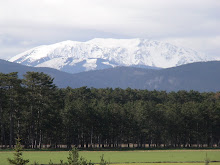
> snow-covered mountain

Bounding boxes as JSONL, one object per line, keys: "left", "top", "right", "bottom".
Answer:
{"left": 9, "top": 38, "right": 213, "bottom": 74}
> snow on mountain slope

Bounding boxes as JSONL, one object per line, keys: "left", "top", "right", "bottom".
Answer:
{"left": 9, "top": 38, "right": 213, "bottom": 74}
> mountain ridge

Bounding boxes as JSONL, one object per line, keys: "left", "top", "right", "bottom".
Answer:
{"left": 1, "top": 59, "right": 220, "bottom": 92}
{"left": 8, "top": 38, "right": 212, "bottom": 74}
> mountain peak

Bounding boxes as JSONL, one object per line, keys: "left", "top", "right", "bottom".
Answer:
{"left": 9, "top": 38, "right": 213, "bottom": 74}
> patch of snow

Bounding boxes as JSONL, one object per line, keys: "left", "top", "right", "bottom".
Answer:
{"left": 83, "top": 59, "right": 97, "bottom": 71}
{"left": 102, "top": 61, "right": 116, "bottom": 68}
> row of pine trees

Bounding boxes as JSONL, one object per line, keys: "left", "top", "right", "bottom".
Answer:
{"left": 0, "top": 72, "right": 220, "bottom": 149}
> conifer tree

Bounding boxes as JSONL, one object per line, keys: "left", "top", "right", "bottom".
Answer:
{"left": 8, "top": 136, "right": 29, "bottom": 165}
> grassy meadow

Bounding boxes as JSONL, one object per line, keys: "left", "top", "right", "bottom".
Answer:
{"left": 0, "top": 150, "right": 220, "bottom": 165}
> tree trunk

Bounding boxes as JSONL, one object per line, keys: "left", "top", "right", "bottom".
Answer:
{"left": 9, "top": 108, "right": 13, "bottom": 148}
{"left": 0, "top": 103, "right": 5, "bottom": 148}
{"left": 90, "top": 127, "right": 93, "bottom": 148}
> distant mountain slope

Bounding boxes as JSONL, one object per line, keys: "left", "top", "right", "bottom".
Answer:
{"left": 0, "top": 59, "right": 74, "bottom": 88}
{"left": 68, "top": 61, "right": 220, "bottom": 92}
{"left": 1, "top": 59, "right": 220, "bottom": 92}
{"left": 9, "top": 38, "right": 212, "bottom": 74}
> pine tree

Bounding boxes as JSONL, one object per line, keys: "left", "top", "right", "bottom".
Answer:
{"left": 8, "top": 136, "right": 29, "bottom": 165}
{"left": 23, "top": 72, "right": 57, "bottom": 148}
{"left": 67, "top": 147, "right": 94, "bottom": 165}
{"left": 99, "top": 154, "right": 109, "bottom": 165}
{"left": 67, "top": 147, "right": 80, "bottom": 165}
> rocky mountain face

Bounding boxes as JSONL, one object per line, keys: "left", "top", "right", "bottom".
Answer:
{"left": 9, "top": 38, "right": 212, "bottom": 74}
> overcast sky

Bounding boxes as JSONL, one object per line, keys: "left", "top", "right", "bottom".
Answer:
{"left": 0, "top": 0, "right": 220, "bottom": 60}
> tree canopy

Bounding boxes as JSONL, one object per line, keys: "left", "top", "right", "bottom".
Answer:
{"left": 0, "top": 72, "right": 220, "bottom": 149}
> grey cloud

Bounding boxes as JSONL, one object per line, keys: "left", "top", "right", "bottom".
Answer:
{"left": 0, "top": 28, "right": 130, "bottom": 59}
{"left": 0, "top": 0, "right": 219, "bottom": 59}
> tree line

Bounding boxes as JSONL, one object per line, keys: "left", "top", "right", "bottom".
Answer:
{"left": 0, "top": 72, "right": 220, "bottom": 149}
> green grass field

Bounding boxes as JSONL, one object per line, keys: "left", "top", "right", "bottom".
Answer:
{"left": 0, "top": 150, "right": 220, "bottom": 165}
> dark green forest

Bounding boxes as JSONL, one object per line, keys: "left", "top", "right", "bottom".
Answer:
{"left": 0, "top": 72, "right": 220, "bottom": 149}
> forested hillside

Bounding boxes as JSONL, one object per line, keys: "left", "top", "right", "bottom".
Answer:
{"left": 1, "top": 59, "right": 220, "bottom": 92}
{"left": 0, "top": 72, "right": 220, "bottom": 149}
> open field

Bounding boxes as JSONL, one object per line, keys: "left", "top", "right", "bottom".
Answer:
{"left": 0, "top": 150, "right": 220, "bottom": 165}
